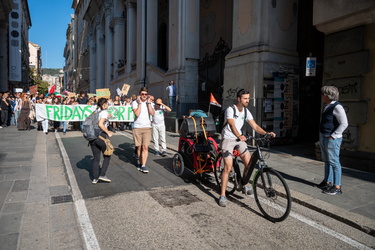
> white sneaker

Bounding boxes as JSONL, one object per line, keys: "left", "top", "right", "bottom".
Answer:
{"left": 92, "top": 179, "right": 98, "bottom": 184}
{"left": 98, "top": 175, "right": 111, "bottom": 182}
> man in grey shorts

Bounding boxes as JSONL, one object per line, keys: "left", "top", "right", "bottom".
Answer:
{"left": 219, "top": 89, "right": 276, "bottom": 207}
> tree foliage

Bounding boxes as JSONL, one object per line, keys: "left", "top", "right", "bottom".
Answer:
{"left": 43, "top": 68, "right": 62, "bottom": 76}
{"left": 29, "top": 68, "right": 49, "bottom": 94}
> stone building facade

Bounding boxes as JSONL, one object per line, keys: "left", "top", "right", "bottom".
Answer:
{"left": 67, "top": 0, "right": 375, "bottom": 171}
{"left": 0, "top": 0, "right": 14, "bottom": 92}
{"left": 0, "top": 0, "right": 31, "bottom": 93}
{"left": 312, "top": 0, "right": 375, "bottom": 170}
{"left": 28, "top": 41, "right": 42, "bottom": 78}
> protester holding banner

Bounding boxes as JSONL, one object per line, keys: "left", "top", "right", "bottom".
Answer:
{"left": 111, "top": 95, "right": 122, "bottom": 132}
{"left": 40, "top": 97, "right": 50, "bottom": 134}
{"left": 52, "top": 97, "right": 61, "bottom": 133}
{"left": 77, "top": 91, "right": 88, "bottom": 132}
{"left": 132, "top": 87, "right": 155, "bottom": 173}
{"left": 61, "top": 98, "right": 68, "bottom": 135}
{"left": 91, "top": 98, "right": 113, "bottom": 184}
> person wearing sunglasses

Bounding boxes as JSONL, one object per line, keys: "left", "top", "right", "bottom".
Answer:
{"left": 132, "top": 87, "right": 155, "bottom": 173}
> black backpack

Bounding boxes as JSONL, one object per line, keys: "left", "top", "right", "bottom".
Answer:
{"left": 221, "top": 105, "right": 251, "bottom": 135}
{"left": 82, "top": 110, "right": 101, "bottom": 142}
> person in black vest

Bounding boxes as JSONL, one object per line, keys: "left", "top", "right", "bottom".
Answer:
{"left": 317, "top": 86, "right": 348, "bottom": 195}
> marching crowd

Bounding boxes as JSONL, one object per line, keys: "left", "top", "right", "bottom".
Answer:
{"left": 1, "top": 83, "right": 347, "bottom": 207}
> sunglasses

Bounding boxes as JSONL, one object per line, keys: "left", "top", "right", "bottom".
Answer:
{"left": 140, "top": 93, "right": 148, "bottom": 96}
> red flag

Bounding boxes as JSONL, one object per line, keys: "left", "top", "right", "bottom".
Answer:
{"left": 209, "top": 93, "right": 221, "bottom": 107}
{"left": 48, "top": 84, "right": 56, "bottom": 94}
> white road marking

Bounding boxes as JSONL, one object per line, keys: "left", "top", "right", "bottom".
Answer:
{"left": 56, "top": 133, "right": 101, "bottom": 250}
{"left": 58, "top": 132, "right": 371, "bottom": 249}
{"left": 290, "top": 210, "right": 372, "bottom": 249}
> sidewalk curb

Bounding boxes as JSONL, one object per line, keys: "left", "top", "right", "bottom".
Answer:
{"left": 123, "top": 130, "right": 375, "bottom": 237}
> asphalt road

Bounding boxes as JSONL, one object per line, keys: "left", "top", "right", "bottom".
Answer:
{"left": 59, "top": 132, "right": 375, "bottom": 249}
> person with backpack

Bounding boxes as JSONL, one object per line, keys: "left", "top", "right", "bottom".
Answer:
{"left": 218, "top": 89, "right": 276, "bottom": 207}
{"left": 89, "top": 98, "right": 113, "bottom": 184}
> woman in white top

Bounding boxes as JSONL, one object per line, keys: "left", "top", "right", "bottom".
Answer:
{"left": 90, "top": 98, "right": 113, "bottom": 184}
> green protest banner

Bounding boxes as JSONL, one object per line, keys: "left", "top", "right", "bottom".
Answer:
{"left": 35, "top": 104, "right": 135, "bottom": 122}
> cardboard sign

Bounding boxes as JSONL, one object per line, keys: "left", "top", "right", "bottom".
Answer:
{"left": 96, "top": 88, "right": 110, "bottom": 99}
{"left": 69, "top": 92, "right": 77, "bottom": 98}
{"left": 87, "top": 93, "right": 96, "bottom": 98}
{"left": 121, "top": 84, "right": 130, "bottom": 96}
{"left": 29, "top": 85, "right": 38, "bottom": 95}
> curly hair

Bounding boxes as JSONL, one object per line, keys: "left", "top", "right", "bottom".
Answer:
{"left": 321, "top": 86, "right": 339, "bottom": 101}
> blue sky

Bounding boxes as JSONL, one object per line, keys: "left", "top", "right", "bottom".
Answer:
{"left": 28, "top": 0, "right": 74, "bottom": 69}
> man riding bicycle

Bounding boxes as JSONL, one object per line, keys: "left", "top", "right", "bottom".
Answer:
{"left": 219, "top": 89, "right": 276, "bottom": 207}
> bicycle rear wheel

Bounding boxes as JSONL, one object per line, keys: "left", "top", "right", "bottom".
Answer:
{"left": 253, "top": 168, "right": 291, "bottom": 222}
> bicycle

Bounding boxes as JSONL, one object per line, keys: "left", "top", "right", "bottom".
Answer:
{"left": 213, "top": 134, "right": 292, "bottom": 222}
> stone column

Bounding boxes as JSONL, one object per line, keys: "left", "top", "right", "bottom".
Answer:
{"left": 105, "top": 11, "right": 113, "bottom": 86}
{"left": 169, "top": 0, "right": 200, "bottom": 115}
{"left": 113, "top": 17, "right": 125, "bottom": 72}
{"left": 126, "top": 1, "right": 136, "bottom": 74}
{"left": 89, "top": 35, "right": 96, "bottom": 92}
{"left": 136, "top": 0, "right": 146, "bottom": 84}
{"left": 146, "top": 0, "right": 157, "bottom": 65}
{"left": 96, "top": 20, "right": 105, "bottom": 89}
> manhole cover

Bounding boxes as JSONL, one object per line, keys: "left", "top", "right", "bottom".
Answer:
{"left": 51, "top": 195, "right": 73, "bottom": 204}
{"left": 150, "top": 189, "right": 201, "bottom": 208}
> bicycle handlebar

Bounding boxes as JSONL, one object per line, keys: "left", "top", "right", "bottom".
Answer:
{"left": 236, "top": 133, "right": 273, "bottom": 143}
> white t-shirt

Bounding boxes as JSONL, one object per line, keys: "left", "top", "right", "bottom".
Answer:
{"left": 132, "top": 101, "right": 152, "bottom": 128}
{"left": 152, "top": 104, "right": 166, "bottom": 126}
{"left": 99, "top": 110, "right": 109, "bottom": 129}
{"left": 222, "top": 105, "right": 253, "bottom": 139}
{"left": 166, "top": 85, "right": 176, "bottom": 96}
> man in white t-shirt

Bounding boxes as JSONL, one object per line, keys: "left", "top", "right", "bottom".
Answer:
{"left": 152, "top": 98, "right": 171, "bottom": 156}
{"left": 166, "top": 80, "right": 176, "bottom": 111}
{"left": 219, "top": 89, "right": 276, "bottom": 207}
{"left": 132, "top": 87, "right": 155, "bottom": 173}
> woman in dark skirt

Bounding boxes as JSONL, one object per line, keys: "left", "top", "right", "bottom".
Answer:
{"left": 17, "top": 93, "right": 31, "bottom": 130}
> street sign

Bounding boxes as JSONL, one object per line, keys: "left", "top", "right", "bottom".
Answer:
{"left": 306, "top": 57, "right": 316, "bottom": 76}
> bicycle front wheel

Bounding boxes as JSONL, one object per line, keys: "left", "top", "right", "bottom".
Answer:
{"left": 253, "top": 168, "right": 291, "bottom": 222}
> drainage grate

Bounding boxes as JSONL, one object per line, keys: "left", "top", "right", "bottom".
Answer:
{"left": 51, "top": 195, "right": 73, "bottom": 204}
{"left": 149, "top": 189, "right": 201, "bottom": 208}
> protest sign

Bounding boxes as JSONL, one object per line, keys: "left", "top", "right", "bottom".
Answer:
{"left": 96, "top": 88, "right": 110, "bottom": 99}
{"left": 121, "top": 84, "right": 130, "bottom": 96}
{"left": 35, "top": 104, "right": 135, "bottom": 122}
{"left": 29, "top": 85, "right": 38, "bottom": 95}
